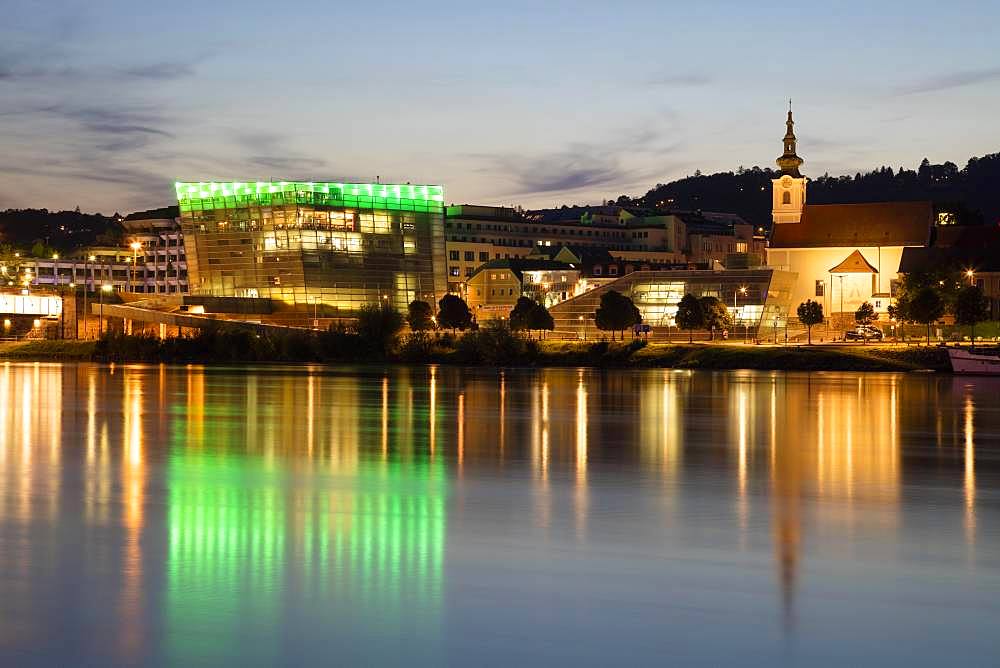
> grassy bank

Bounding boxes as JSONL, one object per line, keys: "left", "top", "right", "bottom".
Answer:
{"left": 0, "top": 330, "right": 957, "bottom": 373}
{"left": 0, "top": 340, "right": 97, "bottom": 360}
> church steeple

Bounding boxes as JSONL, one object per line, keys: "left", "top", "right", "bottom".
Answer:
{"left": 776, "top": 100, "right": 804, "bottom": 178}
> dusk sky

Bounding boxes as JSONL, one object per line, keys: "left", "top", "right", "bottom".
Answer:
{"left": 1, "top": 0, "right": 998, "bottom": 214}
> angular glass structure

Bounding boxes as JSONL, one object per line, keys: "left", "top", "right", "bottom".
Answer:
{"left": 548, "top": 269, "right": 796, "bottom": 338}
{"left": 175, "top": 181, "right": 447, "bottom": 313}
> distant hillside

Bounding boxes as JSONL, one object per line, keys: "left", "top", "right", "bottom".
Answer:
{"left": 124, "top": 205, "right": 179, "bottom": 221}
{"left": 632, "top": 153, "right": 1000, "bottom": 230}
{"left": 0, "top": 208, "right": 124, "bottom": 255}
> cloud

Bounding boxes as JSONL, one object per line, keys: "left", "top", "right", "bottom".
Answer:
{"left": 487, "top": 148, "right": 628, "bottom": 194}
{"left": 472, "top": 125, "right": 680, "bottom": 200}
{"left": 226, "top": 131, "right": 328, "bottom": 177}
{"left": 121, "top": 62, "right": 196, "bottom": 81}
{"left": 895, "top": 67, "right": 1000, "bottom": 95}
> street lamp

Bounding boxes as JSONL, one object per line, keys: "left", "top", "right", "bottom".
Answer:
{"left": 966, "top": 269, "right": 975, "bottom": 286}
{"left": 734, "top": 285, "right": 747, "bottom": 336}
{"left": 130, "top": 241, "right": 142, "bottom": 293}
{"left": 99, "top": 284, "right": 113, "bottom": 336}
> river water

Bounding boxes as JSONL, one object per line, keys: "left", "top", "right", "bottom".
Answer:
{"left": 0, "top": 363, "right": 996, "bottom": 666}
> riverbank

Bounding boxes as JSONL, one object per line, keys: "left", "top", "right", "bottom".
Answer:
{"left": 0, "top": 340, "right": 97, "bottom": 360}
{"left": 0, "top": 333, "right": 959, "bottom": 372}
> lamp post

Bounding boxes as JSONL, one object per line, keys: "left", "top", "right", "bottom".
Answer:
{"left": 837, "top": 274, "right": 845, "bottom": 339}
{"left": 99, "top": 284, "right": 112, "bottom": 336}
{"left": 130, "top": 241, "right": 142, "bottom": 293}
{"left": 83, "top": 255, "right": 96, "bottom": 339}
{"left": 734, "top": 285, "right": 747, "bottom": 341}
{"left": 966, "top": 269, "right": 975, "bottom": 286}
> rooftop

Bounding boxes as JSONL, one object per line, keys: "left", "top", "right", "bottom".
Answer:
{"left": 470, "top": 258, "right": 578, "bottom": 281}
{"left": 175, "top": 181, "right": 444, "bottom": 213}
{"left": 770, "top": 201, "right": 933, "bottom": 248}
{"left": 899, "top": 244, "right": 1000, "bottom": 274}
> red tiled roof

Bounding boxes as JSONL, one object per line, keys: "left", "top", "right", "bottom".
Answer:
{"left": 770, "top": 201, "right": 933, "bottom": 248}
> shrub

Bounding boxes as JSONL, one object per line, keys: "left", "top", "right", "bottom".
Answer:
{"left": 356, "top": 302, "right": 405, "bottom": 356}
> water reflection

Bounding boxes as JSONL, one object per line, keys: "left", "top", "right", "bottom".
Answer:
{"left": 0, "top": 363, "right": 995, "bottom": 665}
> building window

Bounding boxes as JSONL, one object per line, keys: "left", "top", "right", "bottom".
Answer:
{"left": 449, "top": 267, "right": 460, "bottom": 277}
{"left": 815, "top": 280, "right": 825, "bottom": 297}
{"left": 479, "top": 252, "right": 489, "bottom": 262}
{"left": 782, "top": 191, "right": 791, "bottom": 205}
{"left": 464, "top": 251, "right": 475, "bottom": 261}
{"left": 449, "top": 250, "right": 459, "bottom": 260}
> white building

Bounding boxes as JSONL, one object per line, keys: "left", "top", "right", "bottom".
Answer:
{"left": 765, "top": 107, "right": 934, "bottom": 328}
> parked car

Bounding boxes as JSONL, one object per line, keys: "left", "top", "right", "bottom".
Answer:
{"left": 845, "top": 325, "right": 883, "bottom": 341}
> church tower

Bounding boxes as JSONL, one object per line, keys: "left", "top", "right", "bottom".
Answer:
{"left": 772, "top": 102, "right": 807, "bottom": 225}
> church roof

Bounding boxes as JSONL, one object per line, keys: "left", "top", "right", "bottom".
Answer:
{"left": 769, "top": 201, "right": 933, "bottom": 248}
{"left": 829, "top": 249, "right": 879, "bottom": 274}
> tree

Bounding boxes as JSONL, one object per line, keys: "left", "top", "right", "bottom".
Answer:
{"left": 675, "top": 293, "right": 705, "bottom": 343}
{"left": 509, "top": 297, "right": 553, "bottom": 339}
{"left": 797, "top": 299, "right": 824, "bottom": 345}
{"left": 406, "top": 300, "right": 435, "bottom": 331}
{"left": 527, "top": 301, "right": 554, "bottom": 337}
{"left": 954, "top": 285, "right": 990, "bottom": 347}
{"left": 356, "top": 302, "right": 405, "bottom": 355}
{"left": 854, "top": 301, "right": 876, "bottom": 344}
{"left": 698, "top": 296, "right": 732, "bottom": 341}
{"left": 594, "top": 289, "right": 640, "bottom": 341}
{"left": 508, "top": 296, "right": 536, "bottom": 333}
{"left": 907, "top": 286, "right": 945, "bottom": 345}
{"left": 437, "top": 294, "right": 473, "bottom": 332}
{"left": 855, "top": 301, "right": 875, "bottom": 326}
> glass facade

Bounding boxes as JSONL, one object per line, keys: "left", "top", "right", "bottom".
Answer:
{"left": 176, "top": 181, "right": 447, "bottom": 313}
{"left": 548, "top": 269, "right": 796, "bottom": 337}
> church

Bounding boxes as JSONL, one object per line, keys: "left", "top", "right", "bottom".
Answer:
{"left": 765, "top": 107, "right": 936, "bottom": 329}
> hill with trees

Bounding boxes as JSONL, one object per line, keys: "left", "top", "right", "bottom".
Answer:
{"left": 0, "top": 208, "right": 124, "bottom": 255}
{"left": 629, "top": 152, "right": 1000, "bottom": 230}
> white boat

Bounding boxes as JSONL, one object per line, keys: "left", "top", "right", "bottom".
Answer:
{"left": 948, "top": 348, "right": 1000, "bottom": 375}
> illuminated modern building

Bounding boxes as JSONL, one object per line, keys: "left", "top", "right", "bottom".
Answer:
{"left": 176, "top": 181, "right": 447, "bottom": 312}
{"left": 548, "top": 268, "right": 795, "bottom": 339}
